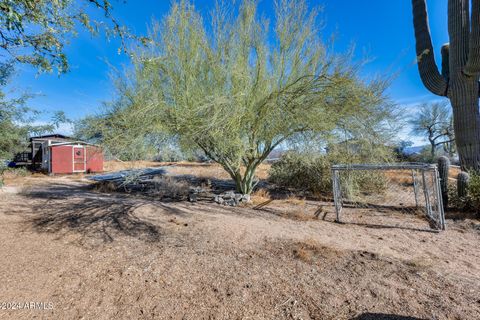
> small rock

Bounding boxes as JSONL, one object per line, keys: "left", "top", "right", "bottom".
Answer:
{"left": 224, "top": 190, "right": 235, "bottom": 199}
{"left": 188, "top": 193, "right": 197, "bottom": 202}
{"left": 225, "top": 199, "right": 236, "bottom": 206}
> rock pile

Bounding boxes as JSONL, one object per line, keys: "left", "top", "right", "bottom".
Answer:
{"left": 214, "top": 191, "right": 251, "bottom": 206}
{"left": 188, "top": 188, "right": 251, "bottom": 206}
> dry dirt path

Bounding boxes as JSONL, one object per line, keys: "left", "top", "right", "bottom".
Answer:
{"left": 0, "top": 177, "right": 479, "bottom": 319}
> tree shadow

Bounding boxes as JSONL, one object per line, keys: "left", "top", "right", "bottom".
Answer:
{"left": 335, "top": 221, "right": 440, "bottom": 233}
{"left": 351, "top": 313, "right": 427, "bottom": 320}
{"left": 342, "top": 202, "right": 423, "bottom": 214}
{"left": 444, "top": 209, "right": 478, "bottom": 221}
{"left": 21, "top": 182, "right": 191, "bottom": 246}
{"left": 29, "top": 197, "right": 161, "bottom": 244}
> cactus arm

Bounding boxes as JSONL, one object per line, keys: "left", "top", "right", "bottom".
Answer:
{"left": 457, "top": 171, "right": 470, "bottom": 198}
{"left": 412, "top": 0, "right": 448, "bottom": 96}
{"left": 441, "top": 44, "right": 450, "bottom": 82}
{"left": 464, "top": 0, "right": 480, "bottom": 76}
{"left": 448, "top": 0, "right": 470, "bottom": 77}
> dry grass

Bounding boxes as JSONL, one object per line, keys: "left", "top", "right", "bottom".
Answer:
{"left": 284, "top": 196, "right": 306, "bottom": 206}
{"left": 2, "top": 168, "right": 31, "bottom": 185}
{"left": 105, "top": 160, "right": 272, "bottom": 181}
{"left": 251, "top": 188, "right": 271, "bottom": 205}
{"left": 385, "top": 170, "right": 412, "bottom": 185}
{"left": 281, "top": 209, "right": 317, "bottom": 221}
{"left": 94, "top": 181, "right": 117, "bottom": 193}
{"left": 386, "top": 167, "right": 462, "bottom": 186}
{"left": 152, "top": 176, "right": 190, "bottom": 199}
{"left": 254, "top": 163, "right": 271, "bottom": 180}
{"left": 168, "top": 162, "right": 231, "bottom": 179}
{"left": 103, "top": 160, "right": 167, "bottom": 172}
{"left": 450, "top": 166, "right": 461, "bottom": 178}
{"left": 292, "top": 238, "right": 335, "bottom": 263}
{"left": 405, "top": 257, "right": 434, "bottom": 271}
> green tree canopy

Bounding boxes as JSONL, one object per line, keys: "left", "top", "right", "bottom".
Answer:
{"left": 0, "top": 0, "right": 138, "bottom": 73}
{"left": 0, "top": 63, "right": 65, "bottom": 160}
{"left": 92, "top": 0, "right": 395, "bottom": 194}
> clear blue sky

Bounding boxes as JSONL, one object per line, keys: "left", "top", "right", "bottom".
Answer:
{"left": 9, "top": 0, "right": 450, "bottom": 141}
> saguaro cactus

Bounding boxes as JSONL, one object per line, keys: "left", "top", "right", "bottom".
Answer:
{"left": 457, "top": 171, "right": 470, "bottom": 198}
{"left": 438, "top": 156, "right": 450, "bottom": 208}
{"left": 412, "top": 0, "right": 480, "bottom": 170}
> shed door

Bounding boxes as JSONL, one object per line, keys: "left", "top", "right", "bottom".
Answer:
{"left": 73, "top": 147, "right": 86, "bottom": 172}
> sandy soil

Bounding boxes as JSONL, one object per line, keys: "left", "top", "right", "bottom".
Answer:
{"left": 103, "top": 160, "right": 271, "bottom": 180}
{"left": 0, "top": 174, "right": 479, "bottom": 320}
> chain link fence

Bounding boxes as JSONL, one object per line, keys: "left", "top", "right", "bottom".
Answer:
{"left": 331, "top": 164, "right": 445, "bottom": 231}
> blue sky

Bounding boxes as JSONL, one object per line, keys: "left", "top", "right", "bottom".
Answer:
{"left": 9, "top": 0, "right": 450, "bottom": 143}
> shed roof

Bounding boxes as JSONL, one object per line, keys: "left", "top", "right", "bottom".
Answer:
{"left": 49, "top": 141, "right": 100, "bottom": 147}
{"left": 30, "top": 134, "right": 72, "bottom": 141}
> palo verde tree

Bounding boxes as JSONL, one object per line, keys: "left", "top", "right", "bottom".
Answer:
{"left": 117, "top": 0, "right": 391, "bottom": 194}
{"left": 74, "top": 74, "right": 165, "bottom": 162}
{"left": 0, "top": 0, "right": 140, "bottom": 73}
{"left": 412, "top": 0, "right": 480, "bottom": 170}
{"left": 409, "top": 101, "right": 455, "bottom": 160}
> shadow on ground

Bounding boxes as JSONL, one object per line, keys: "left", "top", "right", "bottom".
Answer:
{"left": 335, "top": 221, "right": 440, "bottom": 233}
{"left": 351, "top": 313, "right": 427, "bottom": 320}
{"left": 21, "top": 182, "right": 191, "bottom": 245}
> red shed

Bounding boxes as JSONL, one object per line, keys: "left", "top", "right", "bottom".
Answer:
{"left": 41, "top": 142, "right": 103, "bottom": 174}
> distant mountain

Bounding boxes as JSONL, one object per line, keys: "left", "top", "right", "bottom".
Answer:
{"left": 403, "top": 145, "right": 426, "bottom": 155}
{"left": 266, "top": 149, "right": 286, "bottom": 160}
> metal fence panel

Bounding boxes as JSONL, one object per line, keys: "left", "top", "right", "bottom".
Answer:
{"left": 331, "top": 163, "right": 445, "bottom": 231}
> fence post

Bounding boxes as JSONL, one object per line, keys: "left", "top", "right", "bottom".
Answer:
{"left": 421, "top": 170, "right": 433, "bottom": 220}
{"left": 332, "top": 169, "right": 342, "bottom": 223}
{"left": 433, "top": 167, "right": 446, "bottom": 230}
{"left": 411, "top": 169, "right": 419, "bottom": 208}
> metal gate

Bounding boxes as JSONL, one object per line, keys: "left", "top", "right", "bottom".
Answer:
{"left": 331, "top": 163, "right": 445, "bottom": 231}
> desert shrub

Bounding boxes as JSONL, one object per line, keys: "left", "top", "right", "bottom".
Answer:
{"left": 269, "top": 148, "right": 391, "bottom": 196}
{"left": 468, "top": 172, "right": 480, "bottom": 212}
{"left": 152, "top": 176, "right": 190, "bottom": 199}
{"left": 269, "top": 152, "right": 332, "bottom": 194}
{"left": 448, "top": 184, "right": 472, "bottom": 212}
{"left": 154, "top": 146, "right": 185, "bottom": 162}
{"left": 0, "top": 166, "right": 30, "bottom": 187}
{"left": 6, "top": 167, "right": 29, "bottom": 177}
{"left": 340, "top": 170, "right": 388, "bottom": 200}
{"left": 94, "top": 181, "right": 118, "bottom": 193}
{"left": 0, "top": 162, "right": 6, "bottom": 187}
{"left": 448, "top": 171, "right": 480, "bottom": 214}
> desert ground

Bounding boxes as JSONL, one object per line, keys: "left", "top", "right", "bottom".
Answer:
{"left": 0, "top": 162, "right": 479, "bottom": 319}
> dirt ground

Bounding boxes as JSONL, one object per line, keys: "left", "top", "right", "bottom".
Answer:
{"left": 0, "top": 167, "right": 479, "bottom": 319}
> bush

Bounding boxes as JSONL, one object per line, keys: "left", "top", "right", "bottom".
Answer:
{"left": 469, "top": 172, "right": 480, "bottom": 212}
{"left": 340, "top": 170, "right": 388, "bottom": 200}
{"left": 0, "top": 166, "right": 30, "bottom": 187}
{"left": 152, "top": 176, "right": 190, "bottom": 199}
{"left": 448, "top": 171, "right": 480, "bottom": 214}
{"left": 269, "top": 148, "right": 391, "bottom": 197}
{"left": 269, "top": 152, "right": 332, "bottom": 194}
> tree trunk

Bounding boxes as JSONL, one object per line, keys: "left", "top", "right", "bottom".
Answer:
{"left": 449, "top": 80, "right": 480, "bottom": 170}
{"left": 228, "top": 166, "right": 258, "bottom": 195}
{"left": 429, "top": 140, "right": 436, "bottom": 161}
